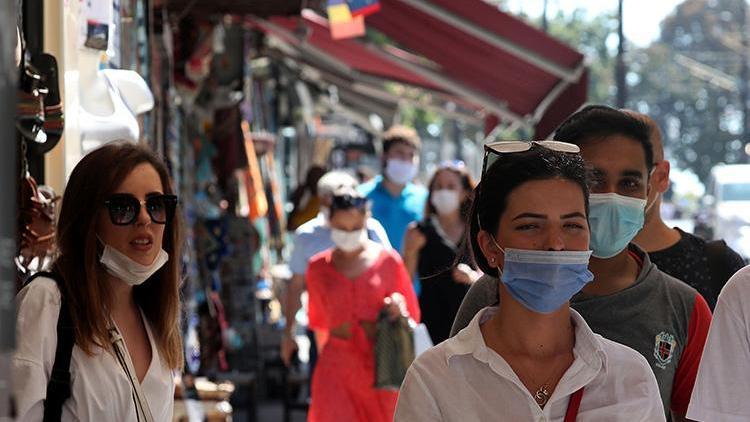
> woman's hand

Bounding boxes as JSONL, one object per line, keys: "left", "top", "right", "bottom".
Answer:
{"left": 384, "top": 293, "right": 409, "bottom": 321}
{"left": 403, "top": 225, "right": 427, "bottom": 256}
{"left": 453, "top": 263, "right": 481, "bottom": 285}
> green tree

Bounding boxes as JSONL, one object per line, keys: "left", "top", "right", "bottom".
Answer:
{"left": 628, "top": 0, "right": 749, "bottom": 180}
{"left": 544, "top": 9, "right": 619, "bottom": 104}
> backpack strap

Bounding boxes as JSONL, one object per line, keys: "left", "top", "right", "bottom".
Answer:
{"left": 25, "top": 271, "right": 74, "bottom": 422}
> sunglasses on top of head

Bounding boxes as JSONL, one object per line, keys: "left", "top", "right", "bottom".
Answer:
{"left": 103, "top": 193, "right": 178, "bottom": 226}
{"left": 476, "top": 140, "right": 580, "bottom": 231}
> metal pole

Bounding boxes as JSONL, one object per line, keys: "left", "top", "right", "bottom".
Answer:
{"left": 0, "top": 0, "right": 18, "bottom": 418}
{"left": 740, "top": 0, "right": 749, "bottom": 163}
{"left": 542, "top": 0, "right": 549, "bottom": 33}
{"left": 616, "top": 0, "right": 627, "bottom": 108}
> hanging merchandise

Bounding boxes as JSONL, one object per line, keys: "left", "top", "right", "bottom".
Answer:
{"left": 16, "top": 24, "right": 64, "bottom": 154}
{"left": 15, "top": 144, "right": 60, "bottom": 285}
{"left": 242, "top": 121, "right": 269, "bottom": 221}
{"left": 326, "top": 0, "right": 365, "bottom": 40}
{"left": 348, "top": 0, "right": 381, "bottom": 17}
{"left": 212, "top": 106, "right": 249, "bottom": 193}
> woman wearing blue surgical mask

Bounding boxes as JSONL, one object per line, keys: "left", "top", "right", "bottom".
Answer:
{"left": 403, "top": 161, "right": 478, "bottom": 344}
{"left": 306, "top": 188, "right": 420, "bottom": 422}
{"left": 395, "top": 144, "right": 664, "bottom": 421}
{"left": 12, "top": 142, "right": 182, "bottom": 421}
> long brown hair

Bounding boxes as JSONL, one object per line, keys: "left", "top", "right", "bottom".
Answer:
{"left": 53, "top": 142, "right": 184, "bottom": 369}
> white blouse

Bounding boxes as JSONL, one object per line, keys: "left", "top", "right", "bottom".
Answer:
{"left": 395, "top": 306, "right": 665, "bottom": 422}
{"left": 12, "top": 277, "right": 175, "bottom": 421}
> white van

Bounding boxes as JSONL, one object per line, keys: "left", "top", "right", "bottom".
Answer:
{"left": 701, "top": 164, "right": 750, "bottom": 258}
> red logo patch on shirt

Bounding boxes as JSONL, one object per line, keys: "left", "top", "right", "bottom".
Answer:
{"left": 654, "top": 331, "right": 677, "bottom": 369}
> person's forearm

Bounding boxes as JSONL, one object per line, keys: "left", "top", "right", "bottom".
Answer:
{"left": 284, "top": 275, "right": 305, "bottom": 336}
{"left": 403, "top": 252, "right": 418, "bottom": 279}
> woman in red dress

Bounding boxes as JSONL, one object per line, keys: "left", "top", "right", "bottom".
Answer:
{"left": 306, "top": 188, "right": 420, "bottom": 422}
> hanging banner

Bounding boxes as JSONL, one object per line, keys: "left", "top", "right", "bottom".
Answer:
{"left": 327, "top": 0, "right": 365, "bottom": 40}
{"left": 348, "top": 0, "right": 381, "bottom": 17}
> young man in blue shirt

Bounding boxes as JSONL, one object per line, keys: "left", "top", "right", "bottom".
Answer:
{"left": 358, "top": 125, "right": 428, "bottom": 252}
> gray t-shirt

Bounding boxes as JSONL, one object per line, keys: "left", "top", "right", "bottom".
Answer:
{"left": 450, "top": 244, "right": 712, "bottom": 417}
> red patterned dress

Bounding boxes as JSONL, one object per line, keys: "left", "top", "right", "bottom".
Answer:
{"left": 306, "top": 247, "right": 420, "bottom": 422}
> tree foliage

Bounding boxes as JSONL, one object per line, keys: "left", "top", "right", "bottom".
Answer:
{"left": 627, "top": 0, "right": 749, "bottom": 180}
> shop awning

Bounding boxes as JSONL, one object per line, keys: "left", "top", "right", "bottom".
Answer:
{"left": 249, "top": 14, "right": 446, "bottom": 92}
{"left": 366, "top": 0, "right": 588, "bottom": 137}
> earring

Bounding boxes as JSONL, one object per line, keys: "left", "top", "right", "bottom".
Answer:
{"left": 490, "top": 257, "right": 496, "bottom": 264}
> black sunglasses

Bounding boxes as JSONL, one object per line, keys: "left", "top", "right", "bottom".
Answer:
{"left": 330, "top": 193, "right": 368, "bottom": 211}
{"left": 103, "top": 193, "right": 178, "bottom": 226}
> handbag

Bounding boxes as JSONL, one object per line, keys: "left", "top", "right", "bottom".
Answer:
{"left": 373, "top": 309, "right": 415, "bottom": 390}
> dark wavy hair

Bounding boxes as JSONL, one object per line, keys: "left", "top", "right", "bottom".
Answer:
{"left": 468, "top": 146, "right": 589, "bottom": 277}
{"left": 553, "top": 105, "right": 654, "bottom": 172}
{"left": 53, "top": 142, "right": 184, "bottom": 369}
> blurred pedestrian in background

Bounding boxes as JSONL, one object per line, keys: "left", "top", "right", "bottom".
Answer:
{"left": 281, "top": 171, "right": 390, "bottom": 367}
{"left": 306, "top": 188, "right": 419, "bottom": 422}
{"left": 403, "top": 160, "right": 479, "bottom": 344}
{"left": 287, "top": 165, "right": 327, "bottom": 232}
{"left": 359, "top": 125, "right": 428, "bottom": 252}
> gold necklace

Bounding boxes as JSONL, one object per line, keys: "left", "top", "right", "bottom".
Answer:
{"left": 533, "top": 384, "right": 551, "bottom": 407}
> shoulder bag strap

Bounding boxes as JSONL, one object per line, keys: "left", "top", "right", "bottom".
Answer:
{"left": 109, "top": 328, "right": 155, "bottom": 422}
{"left": 25, "top": 271, "right": 74, "bottom": 422}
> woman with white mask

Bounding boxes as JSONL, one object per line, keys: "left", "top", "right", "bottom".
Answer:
{"left": 403, "top": 161, "right": 478, "bottom": 344}
{"left": 395, "top": 143, "right": 664, "bottom": 421}
{"left": 13, "top": 142, "right": 182, "bottom": 421}
{"left": 306, "top": 188, "right": 420, "bottom": 422}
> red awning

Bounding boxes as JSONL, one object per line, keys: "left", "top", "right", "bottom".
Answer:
{"left": 251, "top": 14, "right": 445, "bottom": 91}
{"left": 367, "top": 0, "right": 588, "bottom": 137}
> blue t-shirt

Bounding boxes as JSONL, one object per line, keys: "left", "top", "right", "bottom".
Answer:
{"left": 358, "top": 175, "right": 428, "bottom": 252}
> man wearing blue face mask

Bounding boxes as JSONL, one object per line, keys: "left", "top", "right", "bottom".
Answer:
{"left": 358, "top": 125, "right": 428, "bottom": 253}
{"left": 451, "top": 106, "right": 711, "bottom": 422}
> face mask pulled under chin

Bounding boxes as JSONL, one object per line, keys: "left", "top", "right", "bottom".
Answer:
{"left": 99, "top": 242, "right": 169, "bottom": 286}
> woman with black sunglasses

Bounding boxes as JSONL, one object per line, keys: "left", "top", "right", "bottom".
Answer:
{"left": 12, "top": 142, "right": 182, "bottom": 421}
{"left": 395, "top": 144, "right": 663, "bottom": 421}
{"left": 306, "top": 187, "right": 420, "bottom": 422}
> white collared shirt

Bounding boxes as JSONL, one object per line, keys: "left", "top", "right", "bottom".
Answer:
{"left": 12, "top": 277, "right": 175, "bottom": 421}
{"left": 687, "top": 266, "right": 750, "bottom": 422}
{"left": 395, "top": 306, "right": 665, "bottom": 422}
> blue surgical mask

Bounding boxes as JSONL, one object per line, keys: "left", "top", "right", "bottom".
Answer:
{"left": 588, "top": 193, "right": 646, "bottom": 259}
{"left": 495, "top": 243, "right": 594, "bottom": 314}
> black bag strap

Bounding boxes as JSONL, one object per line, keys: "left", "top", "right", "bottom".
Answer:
{"left": 25, "top": 271, "right": 74, "bottom": 422}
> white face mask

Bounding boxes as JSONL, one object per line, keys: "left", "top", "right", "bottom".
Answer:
{"left": 99, "top": 243, "right": 169, "bottom": 286}
{"left": 385, "top": 159, "right": 418, "bottom": 185}
{"left": 331, "top": 228, "right": 368, "bottom": 252}
{"left": 431, "top": 189, "right": 461, "bottom": 215}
